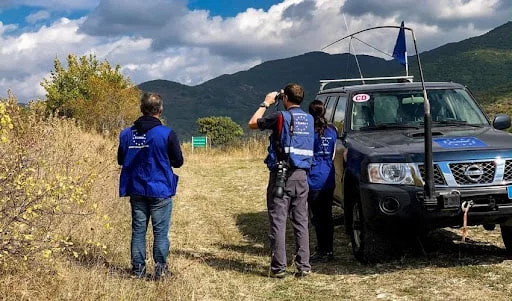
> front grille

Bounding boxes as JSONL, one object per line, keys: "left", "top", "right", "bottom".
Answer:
{"left": 449, "top": 161, "right": 495, "bottom": 185}
{"left": 418, "top": 164, "right": 446, "bottom": 185}
{"left": 504, "top": 160, "right": 512, "bottom": 181}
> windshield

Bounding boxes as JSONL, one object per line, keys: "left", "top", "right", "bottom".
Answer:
{"left": 349, "top": 89, "right": 489, "bottom": 131}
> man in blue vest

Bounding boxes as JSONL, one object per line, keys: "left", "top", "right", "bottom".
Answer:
{"left": 248, "top": 83, "right": 314, "bottom": 278}
{"left": 118, "top": 92, "right": 183, "bottom": 279}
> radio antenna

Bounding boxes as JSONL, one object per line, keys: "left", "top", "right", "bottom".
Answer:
{"left": 343, "top": 14, "right": 364, "bottom": 83}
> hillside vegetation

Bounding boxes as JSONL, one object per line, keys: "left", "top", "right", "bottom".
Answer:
{"left": 140, "top": 21, "right": 512, "bottom": 138}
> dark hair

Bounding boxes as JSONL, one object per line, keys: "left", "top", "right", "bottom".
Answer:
{"left": 309, "top": 100, "right": 328, "bottom": 135}
{"left": 140, "top": 92, "right": 163, "bottom": 116}
{"left": 283, "top": 83, "right": 304, "bottom": 105}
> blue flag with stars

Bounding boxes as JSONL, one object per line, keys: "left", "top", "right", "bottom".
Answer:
{"left": 393, "top": 21, "right": 407, "bottom": 66}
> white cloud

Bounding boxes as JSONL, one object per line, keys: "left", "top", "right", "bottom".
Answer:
{"left": 25, "top": 10, "right": 51, "bottom": 24}
{"left": 0, "top": 0, "right": 508, "bottom": 101}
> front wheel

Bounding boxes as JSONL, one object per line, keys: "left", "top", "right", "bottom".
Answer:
{"left": 500, "top": 224, "right": 512, "bottom": 254}
{"left": 350, "top": 201, "right": 393, "bottom": 263}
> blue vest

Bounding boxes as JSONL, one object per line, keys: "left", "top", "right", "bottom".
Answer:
{"left": 265, "top": 108, "right": 314, "bottom": 170}
{"left": 119, "top": 125, "right": 178, "bottom": 198}
{"left": 308, "top": 125, "right": 337, "bottom": 190}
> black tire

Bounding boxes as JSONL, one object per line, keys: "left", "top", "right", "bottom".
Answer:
{"left": 500, "top": 224, "right": 512, "bottom": 254}
{"left": 343, "top": 202, "right": 353, "bottom": 235}
{"left": 350, "top": 200, "right": 393, "bottom": 263}
{"left": 342, "top": 171, "right": 355, "bottom": 235}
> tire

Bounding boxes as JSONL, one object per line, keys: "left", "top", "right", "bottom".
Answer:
{"left": 343, "top": 202, "right": 353, "bottom": 235}
{"left": 342, "top": 171, "right": 355, "bottom": 235}
{"left": 500, "top": 224, "right": 512, "bottom": 254}
{"left": 350, "top": 200, "right": 393, "bottom": 263}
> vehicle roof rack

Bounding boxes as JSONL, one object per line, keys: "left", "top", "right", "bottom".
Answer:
{"left": 319, "top": 75, "right": 414, "bottom": 91}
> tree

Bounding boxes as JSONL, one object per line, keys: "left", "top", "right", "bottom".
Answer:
{"left": 196, "top": 116, "right": 244, "bottom": 145}
{"left": 41, "top": 54, "right": 140, "bottom": 133}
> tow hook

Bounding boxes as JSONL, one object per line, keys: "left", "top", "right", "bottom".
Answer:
{"left": 489, "top": 197, "right": 497, "bottom": 210}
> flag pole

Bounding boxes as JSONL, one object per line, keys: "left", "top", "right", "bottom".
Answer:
{"left": 405, "top": 50, "right": 409, "bottom": 76}
{"left": 320, "top": 23, "right": 437, "bottom": 207}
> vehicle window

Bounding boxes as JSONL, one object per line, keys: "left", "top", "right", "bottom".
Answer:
{"left": 315, "top": 94, "right": 328, "bottom": 103}
{"left": 333, "top": 95, "right": 347, "bottom": 132}
{"left": 374, "top": 95, "right": 399, "bottom": 124}
{"left": 349, "top": 89, "right": 489, "bottom": 131}
{"left": 325, "top": 95, "right": 338, "bottom": 121}
{"left": 435, "top": 90, "right": 487, "bottom": 124}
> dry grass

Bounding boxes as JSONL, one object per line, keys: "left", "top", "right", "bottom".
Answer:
{"left": 2, "top": 129, "right": 512, "bottom": 301}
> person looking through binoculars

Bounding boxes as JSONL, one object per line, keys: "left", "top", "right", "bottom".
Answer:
{"left": 248, "top": 83, "right": 314, "bottom": 278}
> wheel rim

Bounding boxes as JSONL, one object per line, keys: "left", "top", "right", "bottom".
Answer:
{"left": 352, "top": 203, "right": 362, "bottom": 250}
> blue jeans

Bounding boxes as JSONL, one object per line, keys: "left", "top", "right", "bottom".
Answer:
{"left": 130, "top": 196, "right": 173, "bottom": 273}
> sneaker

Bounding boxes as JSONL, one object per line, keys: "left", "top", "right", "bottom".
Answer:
{"left": 295, "top": 270, "right": 311, "bottom": 278}
{"left": 131, "top": 265, "right": 146, "bottom": 279}
{"left": 270, "top": 270, "right": 287, "bottom": 279}
{"left": 154, "top": 263, "right": 168, "bottom": 280}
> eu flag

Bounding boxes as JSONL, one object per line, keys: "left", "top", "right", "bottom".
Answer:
{"left": 392, "top": 21, "right": 407, "bottom": 66}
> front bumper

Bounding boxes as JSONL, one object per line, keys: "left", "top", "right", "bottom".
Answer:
{"left": 359, "top": 183, "right": 512, "bottom": 230}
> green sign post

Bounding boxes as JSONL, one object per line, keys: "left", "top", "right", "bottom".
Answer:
{"left": 191, "top": 136, "right": 208, "bottom": 152}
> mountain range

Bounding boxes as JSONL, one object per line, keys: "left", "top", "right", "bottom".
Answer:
{"left": 138, "top": 21, "right": 512, "bottom": 139}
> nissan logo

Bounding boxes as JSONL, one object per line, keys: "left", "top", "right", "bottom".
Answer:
{"left": 464, "top": 164, "right": 484, "bottom": 182}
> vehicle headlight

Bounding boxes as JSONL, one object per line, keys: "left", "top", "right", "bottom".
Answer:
{"left": 368, "top": 163, "right": 422, "bottom": 185}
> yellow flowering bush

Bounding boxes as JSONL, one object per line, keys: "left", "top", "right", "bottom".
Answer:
{"left": 0, "top": 102, "right": 13, "bottom": 143}
{"left": 0, "top": 97, "right": 113, "bottom": 266}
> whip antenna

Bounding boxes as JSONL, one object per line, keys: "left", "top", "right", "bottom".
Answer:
{"left": 343, "top": 14, "right": 364, "bottom": 83}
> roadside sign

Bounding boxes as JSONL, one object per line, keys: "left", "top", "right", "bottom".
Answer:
{"left": 192, "top": 136, "right": 208, "bottom": 152}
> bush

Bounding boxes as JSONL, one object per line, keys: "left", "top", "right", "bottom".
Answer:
{"left": 196, "top": 116, "right": 244, "bottom": 145}
{"left": 0, "top": 97, "right": 108, "bottom": 267}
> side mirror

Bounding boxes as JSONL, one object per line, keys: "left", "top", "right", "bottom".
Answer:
{"left": 493, "top": 114, "right": 511, "bottom": 130}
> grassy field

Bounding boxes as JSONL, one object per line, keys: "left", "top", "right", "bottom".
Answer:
{"left": 2, "top": 137, "right": 512, "bottom": 300}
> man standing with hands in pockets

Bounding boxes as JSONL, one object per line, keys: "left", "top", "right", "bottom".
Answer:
{"left": 118, "top": 92, "right": 183, "bottom": 280}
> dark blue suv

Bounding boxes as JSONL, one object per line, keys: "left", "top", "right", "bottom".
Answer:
{"left": 316, "top": 80, "right": 512, "bottom": 262}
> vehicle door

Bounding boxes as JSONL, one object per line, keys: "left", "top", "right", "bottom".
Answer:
{"left": 330, "top": 94, "right": 347, "bottom": 204}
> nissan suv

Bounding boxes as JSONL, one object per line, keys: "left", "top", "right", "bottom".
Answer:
{"left": 315, "top": 80, "right": 512, "bottom": 262}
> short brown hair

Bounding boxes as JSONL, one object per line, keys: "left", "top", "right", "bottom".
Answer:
{"left": 283, "top": 83, "right": 304, "bottom": 105}
{"left": 140, "top": 92, "right": 163, "bottom": 116}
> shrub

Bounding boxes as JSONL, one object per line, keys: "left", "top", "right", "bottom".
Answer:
{"left": 196, "top": 116, "right": 244, "bottom": 146}
{"left": 0, "top": 97, "right": 108, "bottom": 267}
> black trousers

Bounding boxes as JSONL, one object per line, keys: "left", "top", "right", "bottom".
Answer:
{"left": 308, "top": 188, "right": 334, "bottom": 253}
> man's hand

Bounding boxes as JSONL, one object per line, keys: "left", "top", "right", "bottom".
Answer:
{"left": 264, "top": 91, "right": 279, "bottom": 106}
{"left": 248, "top": 90, "right": 280, "bottom": 129}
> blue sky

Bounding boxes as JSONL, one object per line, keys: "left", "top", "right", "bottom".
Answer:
{"left": 0, "top": 0, "right": 282, "bottom": 28}
{"left": 187, "top": 0, "right": 282, "bottom": 17}
{"left": 0, "top": 0, "right": 509, "bottom": 101}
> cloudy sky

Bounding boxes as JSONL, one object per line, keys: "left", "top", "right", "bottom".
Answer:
{"left": 0, "top": 0, "right": 510, "bottom": 101}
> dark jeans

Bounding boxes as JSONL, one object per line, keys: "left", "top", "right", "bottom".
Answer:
{"left": 266, "top": 169, "right": 310, "bottom": 273}
{"left": 308, "top": 188, "right": 334, "bottom": 253}
{"left": 130, "top": 196, "right": 173, "bottom": 272}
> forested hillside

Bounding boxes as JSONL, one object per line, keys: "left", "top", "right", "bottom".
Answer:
{"left": 140, "top": 21, "right": 512, "bottom": 138}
